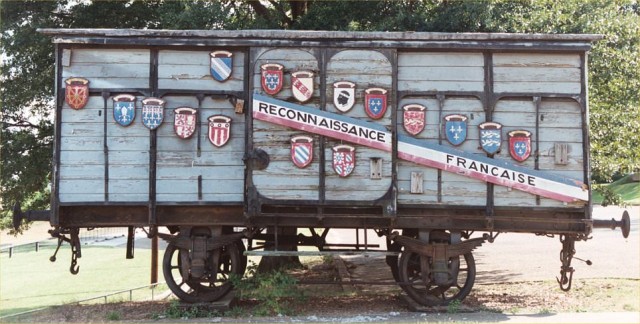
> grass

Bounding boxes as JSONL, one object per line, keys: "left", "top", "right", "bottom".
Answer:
{"left": 0, "top": 244, "right": 163, "bottom": 318}
{"left": 592, "top": 174, "right": 640, "bottom": 205}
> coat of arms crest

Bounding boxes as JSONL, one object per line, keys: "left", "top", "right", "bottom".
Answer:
{"left": 113, "top": 94, "right": 136, "bottom": 127}
{"left": 291, "top": 136, "right": 313, "bottom": 168}
{"left": 508, "top": 130, "right": 532, "bottom": 162}
{"left": 478, "top": 122, "right": 502, "bottom": 154}
{"left": 208, "top": 115, "right": 231, "bottom": 147}
{"left": 333, "top": 81, "right": 356, "bottom": 113}
{"left": 444, "top": 114, "right": 468, "bottom": 146}
{"left": 261, "top": 63, "right": 284, "bottom": 95}
{"left": 402, "top": 104, "right": 426, "bottom": 136}
{"left": 291, "top": 71, "right": 314, "bottom": 102}
{"left": 174, "top": 107, "right": 197, "bottom": 139}
{"left": 210, "top": 50, "right": 233, "bottom": 82}
{"left": 364, "top": 88, "right": 388, "bottom": 120}
{"left": 141, "top": 97, "right": 165, "bottom": 130}
{"left": 65, "top": 78, "right": 90, "bottom": 110}
{"left": 332, "top": 145, "right": 356, "bottom": 177}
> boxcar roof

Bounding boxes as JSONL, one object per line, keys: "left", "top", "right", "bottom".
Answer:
{"left": 38, "top": 29, "right": 602, "bottom": 51}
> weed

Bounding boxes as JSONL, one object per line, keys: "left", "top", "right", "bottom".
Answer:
{"left": 161, "top": 300, "right": 215, "bottom": 319}
{"left": 106, "top": 310, "right": 121, "bottom": 321}
{"left": 230, "top": 262, "right": 305, "bottom": 316}
{"left": 537, "top": 308, "right": 552, "bottom": 315}
{"left": 506, "top": 306, "right": 520, "bottom": 314}
{"left": 447, "top": 299, "right": 461, "bottom": 314}
{"left": 623, "top": 304, "right": 636, "bottom": 311}
{"left": 224, "top": 306, "right": 246, "bottom": 318}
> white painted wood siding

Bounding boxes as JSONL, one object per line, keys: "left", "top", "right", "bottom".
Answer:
{"left": 324, "top": 50, "right": 393, "bottom": 201}
{"left": 398, "top": 52, "right": 484, "bottom": 92}
{"left": 158, "top": 50, "right": 245, "bottom": 90}
{"left": 62, "top": 48, "right": 150, "bottom": 88}
{"left": 493, "top": 53, "right": 581, "bottom": 94}
{"left": 252, "top": 48, "right": 320, "bottom": 200}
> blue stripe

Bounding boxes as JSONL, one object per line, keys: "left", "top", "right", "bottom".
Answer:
{"left": 398, "top": 134, "right": 583, "bottom": 188}
{"left": 254, "top": 93, "right": 388, "bottom": 132}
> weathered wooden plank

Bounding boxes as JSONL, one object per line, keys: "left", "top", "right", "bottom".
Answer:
{"left": 157, "top": 193, "right": 243, "bottom": 202}
{"left": 59, "top": 180, "right": 105, "bottom": 194}
{"left": 399, "top": 66, "right": 484, "bottom": 82}
{"left": 61, "top": 108, "right": 104, "bottom": 123}
{"left": 156, "top": 166, "right": 244, "bottom": 180}
{"left": 60, "top": 150, "right": 104, "bottom": 164}
{"left": 60, "top": 136, "right": 104, "bottom": 151}
{"left": 109, "top": 193, "right": 148, "bottom": 202}
{"left": 69, "top": 77, "right": 149, "bottom": 89}
{"left": 63, "top": 63, "right": 149, "bottom": 78}
{"left": 109, "top": 179, "right": 148, "bottom": 195}
{"left": 494, "top": 66, "right": 580, "bottom": 82}
{"left": 493, "top": 53, "right": 580, "bottom": 67}
{"left": 107, "top": 136, "right": 150, "bottom": 151}
{"left": 156, "top": 179, "right": 243, "bottom": 194}
{"left": 109, "top": 165, "right": 149, "bottom": 179}
{"left": 61, "top": 122, "right": 103, "bottom": 137}
{"left": 398, "top": 80, "right": 484, "bottom": 92}
{"left": 494, "top": 81, "right": 580, "bottom": 94}
{"left": 156, "top": 151, "right": 245, "bottom": 166}
{"left": 59, "top": 193, "right": 105, "bottom": 203}
{"left": 60, "top": 164, "right": 104, "bottom": 179}
{"left": 399, "top": 52, "right": 484, "bottom": 67}
{"left": 70, "top": 48, "right": 150, "bottom": 64}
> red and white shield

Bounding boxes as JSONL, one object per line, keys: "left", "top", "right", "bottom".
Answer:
{"left": 174, "top": 107, "right": 197, "bottom": 139}
{"left": 364, "top": 88, "right": 388, "bottom": 120}
{"left": 508, "top": 130, "right": 532, "bottom": 162}
{"left": 291, "top": 71, "right": 314, "bottom": 102}
{"left": 333, "top": 81, "right": 356, "bottom": 113}
{"left": 332, "top": 145, "right": 355, "bottom": 177}
{"left": 64, "top": 78, "right": 89, "bottom": 110}
{"left": 261, "top": 63, "right": 284, "bottom": 95}
{"left": 291, "top": 136, "right": 313, "bottom": 168}
{"left": 403, "top": 104, "right": 426, "bottom": 136}
{"left": 208, "top": 115, "right": 231, "bottom": 147}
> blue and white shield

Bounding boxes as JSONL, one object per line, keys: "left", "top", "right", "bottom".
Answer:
{"left": 210, "top": 51, "right": 233, "bottom": 82}
{"left": 113, "top": 94, "right": 136, "bottom": 127}
{"left": 141, "top": 97, "right": 165, "bottom": 130}
{"left": 478, "top": 122, "right": 502, "bottom": 154}
{"left": 291, "top": 136, "right": 313, "bottom": 168}
{"left": 444, "top": 114, "right": 467, "bottom": 146}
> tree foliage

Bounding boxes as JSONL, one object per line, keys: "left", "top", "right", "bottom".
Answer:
{"left": 1, "top": 0, "right": 638, "bottom": 229}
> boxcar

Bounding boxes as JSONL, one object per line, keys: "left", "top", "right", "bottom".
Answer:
{"left": 14, "top": 29, "right": 630, "bottom": 306}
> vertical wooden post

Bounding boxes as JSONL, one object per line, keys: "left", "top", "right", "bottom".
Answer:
{"left": 151, "top": 235, "right": 158, "bottom": 284}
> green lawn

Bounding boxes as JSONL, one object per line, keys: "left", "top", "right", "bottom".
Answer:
{"left": 0, "top": 244, "right": 164, "bottom": 318}
{"left": 592, "top": 174, "right": 640, "bottom": 205}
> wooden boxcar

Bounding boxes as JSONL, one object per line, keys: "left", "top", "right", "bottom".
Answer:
{"left": 15, "top": 29, "right": 630, "bottom": 306}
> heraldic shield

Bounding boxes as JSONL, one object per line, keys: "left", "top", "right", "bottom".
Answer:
{"left": 141, "top": 97, "right": 165, "bottom": 130}
{"left": 290, "top": 136, "right": 313, "bottom": 168}
{"left": 332, "top": 145, "right": 355, "bottom": 177}
{"left": 403, "top": 104, "right": 426, "bottom": 136}
{"left": 113, "top": 94, "right": 136, "bottom": 127}
{"left": 444, "top": 114, "right": 468, "bottom": 146}
{"left": 333, "top": 81, "right": 356, "bottom": 113}
{"left": 174, "top": 107, "right": 197, "bottom": 139}
{"left": 479, "top": 122, "right": 502, "bottom": 154}
{"left": 364, "top": 88, "right": 387, "bottom": 120}
{"left": 508, "top": 130, "right": 532, "bottom": 162}
{"left": 291, "top": 71, "right": 314, "bottom": 102}
{"left": 261, "top": 63, "right": 284, "bottom": 95}
{"left": 210, "top": 50, "right": 233, "bottom": 82}
{"left": 65, "top": 78, "right": 89, "bottom": 110}
{"left": 208, "top": 115, "right": 231, "bottom": 147}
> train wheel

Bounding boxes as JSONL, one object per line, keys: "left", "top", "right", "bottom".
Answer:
{"left": 399, "top": 250, "right": 476, "bottom": 306}
{"left": 163, "top": 242, "right": 241, "bottom": 303}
